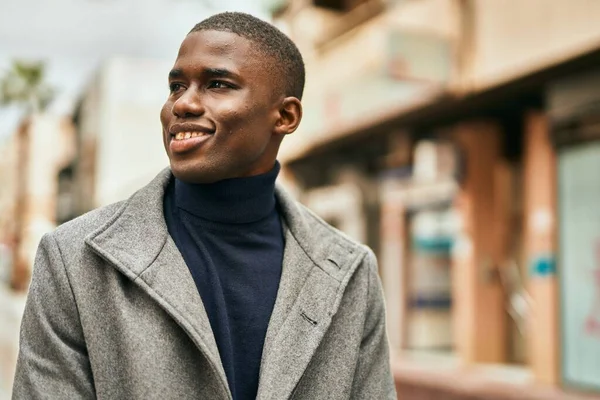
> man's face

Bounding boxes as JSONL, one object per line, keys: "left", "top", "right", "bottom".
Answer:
{"left": 161, "top": 30, "right": 284, "bottom": 183}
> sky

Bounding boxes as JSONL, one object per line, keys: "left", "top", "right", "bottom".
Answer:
{"left": 0, "top": 0, "right": 268, "bottom": 139}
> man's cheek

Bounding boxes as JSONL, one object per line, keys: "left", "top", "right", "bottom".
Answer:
{"left": 214, "top": 98, "right": 247, "bottom": 121}
{"left": 160, "top": 102, "right": 173, "bottom": 124}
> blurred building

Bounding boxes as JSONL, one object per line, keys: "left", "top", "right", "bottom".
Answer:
{"left": 270, "top": 0, "right": 600, "bottom": 398}
{"left": 0, "top": 115, "right": 76, "bottom": 289}
{"left": 0, "top": 114, "right": 75, "bottom": 396}
{"left": 57, "top": 57, "right": 171, "bottom": 222}
{"left": 0, "top": 133, "right": 18, "bottom": 285}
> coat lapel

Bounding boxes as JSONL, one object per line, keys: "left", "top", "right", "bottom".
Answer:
{"left": 84, "top": 168, "right": 231, "bottom": 400}
{"left": 256, "top": 186, "right": 366, "bottom": 400}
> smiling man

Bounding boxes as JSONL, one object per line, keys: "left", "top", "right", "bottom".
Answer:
{"left": 13, "top": 12, "right": 396, "bottom": 400}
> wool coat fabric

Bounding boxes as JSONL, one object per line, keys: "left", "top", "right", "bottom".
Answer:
{"left": 12, "top": 168, "right": 397, "bottom": 400}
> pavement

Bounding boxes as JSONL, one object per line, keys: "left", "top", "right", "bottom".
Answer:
{"left": 0, "top": 284, "right": 26, "bottom": 400}
{"left": 393, "top": 352, "right": 600, "bottom": 400}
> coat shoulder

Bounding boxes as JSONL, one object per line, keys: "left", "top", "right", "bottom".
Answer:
{"left": 293, "top": 200, "right": 375, "bottom": 271}
{"left": 52, "top": 200, "right": 126, "bottom": 250}
{"left": 298, "top": 203, "right": 371, "bottom": 253}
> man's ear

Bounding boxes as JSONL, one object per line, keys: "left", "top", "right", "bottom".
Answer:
{"left": 274, "top": 97, "right": 302, "bottom": 136}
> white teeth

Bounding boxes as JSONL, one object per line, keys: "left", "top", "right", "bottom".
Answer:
{"left": 174, "top": 131, "right": 208, "bottom": 140}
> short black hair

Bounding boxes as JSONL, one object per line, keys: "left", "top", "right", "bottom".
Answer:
{"left": 190, "top": 12, "right": 305, "bottom": 100}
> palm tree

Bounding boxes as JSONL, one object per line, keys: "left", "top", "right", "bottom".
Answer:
{"left": 0, "top": 60, "right": 54, "bottom": 113}
{"left": 0, "top": 60, "right": 54, "bottom": 290}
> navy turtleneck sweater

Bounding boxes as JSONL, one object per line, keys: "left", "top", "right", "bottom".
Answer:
{"left": 163, "top": 162, "right": 284, "bottom": 400}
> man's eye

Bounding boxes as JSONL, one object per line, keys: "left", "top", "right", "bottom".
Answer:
{"left": 208, "top": 81, "right": 232, "bottom": 89}
{"left": 169, "top": 83, "right": 184, "bottom": 93}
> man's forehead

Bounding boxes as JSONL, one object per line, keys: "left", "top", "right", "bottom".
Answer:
{"left": 176, "top": 30, "right": 255, "bottom": 60}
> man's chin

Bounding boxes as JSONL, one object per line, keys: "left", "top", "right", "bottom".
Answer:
{"left": 170, "top": 162, "right": 224, "bottom": 184}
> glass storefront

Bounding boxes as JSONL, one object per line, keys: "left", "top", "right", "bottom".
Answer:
{"left": 550, "top": 69, "right": 600, "bottom": 392}
{"left": 559, "top": 141, "right": 600, "bottom": 391}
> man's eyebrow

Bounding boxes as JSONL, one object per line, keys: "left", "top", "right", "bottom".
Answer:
{"left": 168, "top": 67, "right": 240, "bottom": 80}
{"left": 168, "top": 69, "right": 184, "bottom": 80}
{"left": 204, "top": 68, "right": 238, "bottom": 78}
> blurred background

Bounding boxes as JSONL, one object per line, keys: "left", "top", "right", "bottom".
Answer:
{"left": 1, "top": 0, "right": 600, "bottom": 399}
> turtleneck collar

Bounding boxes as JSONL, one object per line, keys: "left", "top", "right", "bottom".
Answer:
{"left": 174, "top": 161, "right": 280, "bottom": 224}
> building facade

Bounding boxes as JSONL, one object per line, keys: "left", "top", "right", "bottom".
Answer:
{"left": 58, "top": 57, "right": 172, "bottom": 222}
{"left": 0, "top": 115, "right": 76, "bottom": 290}
{"left": 271, "top": 0, "right": 600, "bottom": 398}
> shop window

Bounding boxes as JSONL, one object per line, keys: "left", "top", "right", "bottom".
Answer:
{"left": 558, "top": 140, "right": 600, "bottom": 390}
{"left": 405, "top": 205, "right": 456, "bottom": 351}
{"left": 378, "top": 138, "right": 460, "bottom": 356}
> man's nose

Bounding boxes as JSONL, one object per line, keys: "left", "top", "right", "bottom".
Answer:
{"left": 172, "top": 87, "right": 205, "bottom": 118}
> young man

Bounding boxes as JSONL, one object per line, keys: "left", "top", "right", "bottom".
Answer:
{"left": 13, "top": 12, "right": 396, "bottom": 400}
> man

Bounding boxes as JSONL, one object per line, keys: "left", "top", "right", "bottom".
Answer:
{"left": 13, "top": 12, "right": 396, "bottom": 400}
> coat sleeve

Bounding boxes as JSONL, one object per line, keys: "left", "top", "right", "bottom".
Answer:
{"left": 350, "top": 249, "right": 397, "bottom": 400}
{"left": 12, "top": 233, "right": 95, "bottom": 399}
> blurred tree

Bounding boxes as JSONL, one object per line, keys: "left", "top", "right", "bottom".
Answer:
{"left": 261, "top": 0, "right": 287, "bottom": 15}
{"left": 0, "top": 60, "right": 54, "bottom": 113}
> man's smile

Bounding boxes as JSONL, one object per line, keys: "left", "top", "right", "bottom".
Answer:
{"left": 169, "top": 129, "right": 213, "bottom": 154}
{"left": 169, "top": 122, "right": 215, "bottom": 136}
{"left": 172, "top": 131, "right": 211, "bottom": 140}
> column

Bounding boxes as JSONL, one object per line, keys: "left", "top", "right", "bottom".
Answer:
{"left": 523, "top": 110, "right": 559, "bottom": 385}
{"left": 451, "top": 121, "right": 507, "bottom": 364}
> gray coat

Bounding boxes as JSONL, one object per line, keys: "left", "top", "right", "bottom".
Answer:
{"left": 13, "top": 169, "right": 396, "bottom": 400}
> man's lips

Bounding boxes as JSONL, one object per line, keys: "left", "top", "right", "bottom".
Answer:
{"left": 167, "top": 123, "right": 215, "bottom": 154}
{"left": 169, "top": 133, "right": 212, "bottom": 154}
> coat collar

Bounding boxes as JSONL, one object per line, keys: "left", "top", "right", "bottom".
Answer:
{"left": 85, "top": 168, "right": 366, "bottom": 400}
